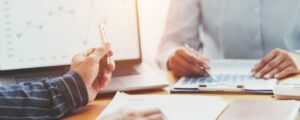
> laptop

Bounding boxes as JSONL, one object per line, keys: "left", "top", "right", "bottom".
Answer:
{"left": 0, "top": 0, "right": 169, "bottom": 92}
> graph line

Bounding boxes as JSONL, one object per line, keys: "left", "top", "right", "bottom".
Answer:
{"left": 16, "top": 7, "right": 88, "bottom": 44}
{"left": 2, "top": 0, "right": 112, "bottom": 62}
{"left": 6, "top": 0, "right": 111, "bottom": 44}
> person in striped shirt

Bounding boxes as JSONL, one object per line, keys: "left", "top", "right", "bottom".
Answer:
{"left": 0, "top": 43, "right": 165, "bottom": 120}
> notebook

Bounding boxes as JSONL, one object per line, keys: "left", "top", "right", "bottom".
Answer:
{"left": 218, "top": 100, "right": 300, "bottom": 120}
{"left": 171, "top": 60, "right": 278, "bottom": 94}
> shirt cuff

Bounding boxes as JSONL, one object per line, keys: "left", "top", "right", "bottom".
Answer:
{"left": 58, "top": 70, "right": 89, "bottom": 109}
{"left": 156, "top": 47, "right": 178, "bottom": 70}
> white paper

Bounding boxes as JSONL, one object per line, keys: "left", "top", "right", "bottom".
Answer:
{"left": 211, "top": 59, "right": 277, "bottom": 90}
{"left": 97, "top": 92, "right": 228, "bottom": 120}
{"left": 274, "top": 78, "right": 300, "bottom": 96}
{"left": 210, "top": 59, "right": 258, "bottom": 74}
{"left": 174, "top": 59, "right": 278, "bottom": 91}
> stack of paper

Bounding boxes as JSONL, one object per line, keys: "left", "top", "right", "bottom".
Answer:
{"left": 96, "top": 92, "right": 228, "bottom": 120}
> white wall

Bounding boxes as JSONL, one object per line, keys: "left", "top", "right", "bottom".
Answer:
{"left": 138, "top": 0, "right": 171, "bottom": 69}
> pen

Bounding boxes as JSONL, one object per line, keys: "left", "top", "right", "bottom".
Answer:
{"left": 98, "top": 22, "right": 113, "bottom": 68}
{"left": 184, "top": 44, "right": 213, "bottom": 77}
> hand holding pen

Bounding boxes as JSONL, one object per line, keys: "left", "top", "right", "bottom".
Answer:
{"left": 184, "top": 44, "right": 213, "bottom": 76}
{"left": 167, "top": 44, "right": 210, "bottom": 78}
{"left": 97, "top": 22, "right": 115, "bottom": 88}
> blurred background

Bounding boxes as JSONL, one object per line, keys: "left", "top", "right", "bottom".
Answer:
{"left": 138, "top": 0, "right": 171, "bottom": 69}
{"left": 0, "top": 0, "right": 170, "bottom": 70}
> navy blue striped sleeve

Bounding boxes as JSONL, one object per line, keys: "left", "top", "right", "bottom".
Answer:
{"left": 0, "top": 70, "right": 89, "bottom": 120}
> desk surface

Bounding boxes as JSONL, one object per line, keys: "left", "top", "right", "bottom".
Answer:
{"left": 63, "top": 73, "right": 300, "bottom": 120}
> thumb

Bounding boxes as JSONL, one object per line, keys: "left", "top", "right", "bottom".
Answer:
{"left": 88, "top": 43, "right": 111, "bottom": 62}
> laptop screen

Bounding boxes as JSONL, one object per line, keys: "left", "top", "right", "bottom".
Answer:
{"left": 0, "top": 0, "right": 141, "bottom": 70}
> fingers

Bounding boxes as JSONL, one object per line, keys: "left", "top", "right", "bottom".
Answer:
{"left": 97, "top": 69, "right": 112, "bottom": 88}
{"left": 170, "top": 57, "right": 206, "bottom": 77}
{"left": 83, "top": 48, "right": 96, "bottom": 57}
{"left": 177, "top": 48, "right": 209, "bottom": 68}
{"left": 132, "top": 108, "right": 164, "bottom": 120}
{"left": 277, "top": 61, "right": 292, "bottom": 73}
{"left": 87, "top": 43, "right": 111, "bottom": 63}
{"left": 71, "top": 48, "right": 95, "bottom": 66}
{"left": 107, "top": 50, "right": 113, "bottom": 57}
{"left": 103, "top": 73, "right": 112, "bottom": 86}
{"left": 275, "top": 66, "right": 298, "bottom": 79}
{"left": 254, "top": 53, "right": 285, "bottom": 78}
{"left": 144, "top": 114, "right": 165, "bottom": 120}
{"left": 252, "top": 49, "right": 278, "bottom": 74}
{"left": 175, "top": 54, "right": 207, "bottom": 76}
{"left": 108, "top": 56, "right": 116, "bottom": 71}
{"left": 96, "top": 51, "right": 114, "bottom": 88}
{"left": 139, "top": 108, "right": 162, "bottom": 117}
{"left": 112, "top": 108, "right": 165, "bottom": 120}
{"left": 251, "top": 48, "right": 300, "bottom": 79}
{"left": 168, "top": 56, "right": 192, "bottom": 77}
{"left": 263, "top": 59, "right": 292, "bottom": 79}
{"left": 264, "top": 67, "right": 280, "bottom": 79}
{"left": 109, "top": 63, "right": 115, "bottom": 71}
{"left": 169, "top": 48, "right": 209, "bottom": 77}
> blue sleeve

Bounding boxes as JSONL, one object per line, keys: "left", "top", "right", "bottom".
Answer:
{"left": 0, "top": 70, "right": 89, "bottom": 120}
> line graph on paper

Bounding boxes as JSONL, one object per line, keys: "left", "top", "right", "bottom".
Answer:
{"left": 0, "top": 0, "right": 140, "bottom": 70}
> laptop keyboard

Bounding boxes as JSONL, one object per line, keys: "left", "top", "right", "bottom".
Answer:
{"left": 15, "top": 71, "right": 66, "bottom": 83}
{"left": 112, "top": 67, "right": 139, "bottom": 77}
{"left": 181, "top": 74, "right": 257, "bottom": 86}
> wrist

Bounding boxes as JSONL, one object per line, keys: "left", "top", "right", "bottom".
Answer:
{"left": 62, "top": 71, "right": 89, "bottom": 107}
{"left": 71, "top": 70, "right": 94, "bottom": 102}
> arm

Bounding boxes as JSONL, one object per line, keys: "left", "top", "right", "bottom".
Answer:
{"left": 0, "top": 71, "right": 88, "bottom": 119}
{"left": 156, "top": 0, "right": 203, "bottom": 70}
{"left": 0, "top": 43, "right": 115, "bottom": 119}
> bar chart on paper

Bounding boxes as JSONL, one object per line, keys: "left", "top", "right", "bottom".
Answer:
{"left": 0, "top": 0, "right": 140, "bottom": 70}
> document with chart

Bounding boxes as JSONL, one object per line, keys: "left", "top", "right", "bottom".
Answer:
{"left": 171, "top": 60, "right": 278, "bottom": 94}
{"left": 0, "top": 0, "right": 140, "bottom": 70}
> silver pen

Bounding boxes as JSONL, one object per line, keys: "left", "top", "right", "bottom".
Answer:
{"left": 98, "top": 22, "right": 113, "bottom": 67}
{"left": 184, "top": 44, "right": 214, "bottom": 78}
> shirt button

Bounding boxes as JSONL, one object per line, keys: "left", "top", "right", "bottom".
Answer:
{"left": 254, "top": 8, "right": 260, "bottom": 13}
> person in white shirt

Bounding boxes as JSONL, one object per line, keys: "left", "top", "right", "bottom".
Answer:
{"left": 156, "top": 0, "right": 300, "bottom": 79}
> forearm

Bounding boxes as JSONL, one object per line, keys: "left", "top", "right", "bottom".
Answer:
{"left": 0, "top": 70, "right": 88, "bottom": 119}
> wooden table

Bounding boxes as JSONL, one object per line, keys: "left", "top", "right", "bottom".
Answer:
{"left": 64, "top": 73, "right": 300, "bottom": 120}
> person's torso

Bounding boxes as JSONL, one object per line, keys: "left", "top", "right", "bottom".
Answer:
{"left": 200, "top": 0, "right": 300, "bottom": 59}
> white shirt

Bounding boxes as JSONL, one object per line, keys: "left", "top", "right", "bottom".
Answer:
{"left": 156, "top": 0, "right": 300, "bottom": 69}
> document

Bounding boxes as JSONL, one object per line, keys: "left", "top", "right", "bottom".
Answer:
{"left": 172, "top": 59, "right": 278, "bottom": 94}
{"left": 96, "top": 92, "right": 228, "bottom": 120}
